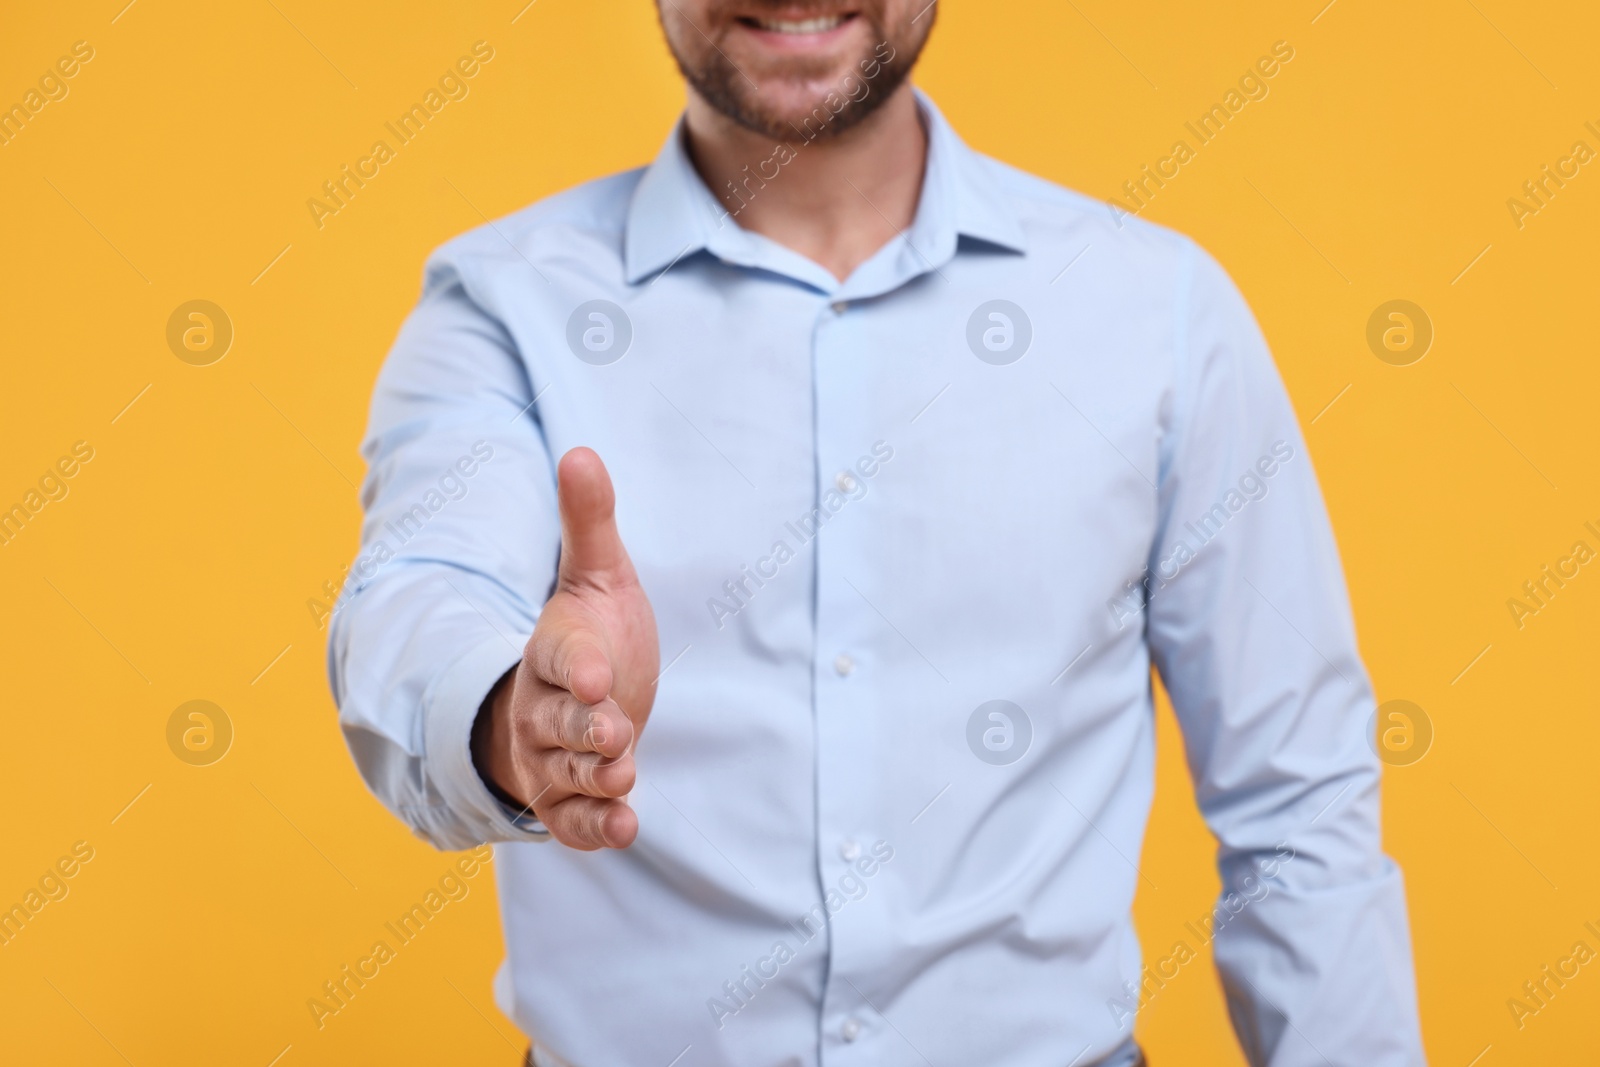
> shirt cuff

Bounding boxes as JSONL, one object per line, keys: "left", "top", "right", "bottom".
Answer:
{"left": 422, "top": 631, "right": 552, "bottom": 843}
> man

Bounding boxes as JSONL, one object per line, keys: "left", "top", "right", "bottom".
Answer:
{"left": 328, "top": 3, "right": 1425, "bottom": 1065}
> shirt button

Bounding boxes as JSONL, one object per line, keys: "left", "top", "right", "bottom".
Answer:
{"left": 841, "top": 1017, "right": 862, "bottom": 1041}
{"left": 834, "top": 470, "right": 857, "bottom": 493}
{"left": 833, "top": 653, "right": 854, "bottom": 677}
{"left": 831, "top": 301, "right": 848, "bottom": 315}
{"left": 839, "top": 839, "right": 862, "bottom": 861}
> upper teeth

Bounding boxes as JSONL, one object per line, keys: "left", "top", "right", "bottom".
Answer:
{"left": 756, "top": 15, "right": 846, "bottom": 33}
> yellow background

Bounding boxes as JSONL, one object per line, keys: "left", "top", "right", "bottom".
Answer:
{"left": 2, "top": 0, "right": 1596, "bottom": 1062}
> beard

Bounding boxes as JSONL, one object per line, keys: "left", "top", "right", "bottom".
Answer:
{"left": 660, "top": 4, "right": 935, "bottom": 142}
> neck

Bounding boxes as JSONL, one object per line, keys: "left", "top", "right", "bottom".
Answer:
{"left": 682, "top": 85, "right": 929, "bottom": 282}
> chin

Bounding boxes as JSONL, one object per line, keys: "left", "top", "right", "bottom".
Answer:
{"left": 757, "top": 81, "right": 862, "bottom": 123}
{"left": 666, "top": 3, "right": 927, "bottom": 140}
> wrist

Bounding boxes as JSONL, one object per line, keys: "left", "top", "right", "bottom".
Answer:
{"left": 471, "top": 666, "right": 522, "bottom": 808}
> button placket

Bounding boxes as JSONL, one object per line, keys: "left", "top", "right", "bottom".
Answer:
{"left": 812, "top": 284, "right": 885, "bottom": 1064}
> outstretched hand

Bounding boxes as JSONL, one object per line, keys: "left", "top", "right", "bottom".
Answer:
{"left": 471, "top": 447, "right": 660, "bottom": 849}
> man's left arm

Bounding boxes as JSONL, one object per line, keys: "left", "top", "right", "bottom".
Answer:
{"left": 1144, "top": 243, "right": 1425, "bottom": 1065}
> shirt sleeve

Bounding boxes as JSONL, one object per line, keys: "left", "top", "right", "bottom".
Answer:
{"left": 326, "top": 250, "right": 558, "bottom": 850}
{"left": 1144, "top": 243, "right": 1425, "bottom": 1065}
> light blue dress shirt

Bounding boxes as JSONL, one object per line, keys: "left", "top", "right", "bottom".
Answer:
{"left": 328, "top": 90, "right": 1424, "bottom": 1067}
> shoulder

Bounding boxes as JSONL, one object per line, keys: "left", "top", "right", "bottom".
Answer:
{"left": 421, "top": 167, "right": 646, "bottom": 293}
{"left": 978, "top": 152, "right": 1203, "bottom": 280}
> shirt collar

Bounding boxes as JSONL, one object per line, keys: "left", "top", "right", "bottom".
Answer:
{"left": 623, "top": 88, "right": 1027, "bottom": 289}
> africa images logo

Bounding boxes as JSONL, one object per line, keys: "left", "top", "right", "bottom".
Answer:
{"left": 966, "top": 700, "right": 1032, "bottom": 765}
{"left": 566, "top": 300, "right": 633, "bottom": 365}
{"left": 966, "top": 300, "right": 1032, "bottom": 365}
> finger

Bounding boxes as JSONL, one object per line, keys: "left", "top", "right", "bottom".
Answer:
{"left": 532, "top": 691, "right": 634, "bottom": 759}
{"left": 556, "top": 447, "right": 630, "bottom": 589}
{"left": 524, "top": 610, "right": 613, "bottom": 705}
{"left": 532, "top": 745, "right": 636, "bottom": 800}
{"left": 540, "top": 795, "right": 638, "bottom": 851}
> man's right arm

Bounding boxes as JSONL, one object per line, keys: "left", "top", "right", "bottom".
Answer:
{"left": 327, "top": 259, "right": 559, "bottom": 850}
{"left": 329, "top": 258, "right": 658, "bottom": 852}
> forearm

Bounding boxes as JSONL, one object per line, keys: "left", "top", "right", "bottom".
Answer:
{"left": 1210, "top": 853, "right": 1420, "bottom": 1066}
{"left": 329, "top": 562, "right": 540, "bottom": 849}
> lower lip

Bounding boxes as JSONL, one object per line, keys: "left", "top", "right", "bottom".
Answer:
{"left": 736, "top": 15, "right": 859, "bottom": 51}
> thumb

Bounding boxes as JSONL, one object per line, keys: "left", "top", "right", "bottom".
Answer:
{"left": 556, "top": 447, "right": 629, "bottom": 587}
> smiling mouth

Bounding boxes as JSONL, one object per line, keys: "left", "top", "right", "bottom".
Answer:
{"left": 739, "top": 12, "right": 858, "bottom": 34}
